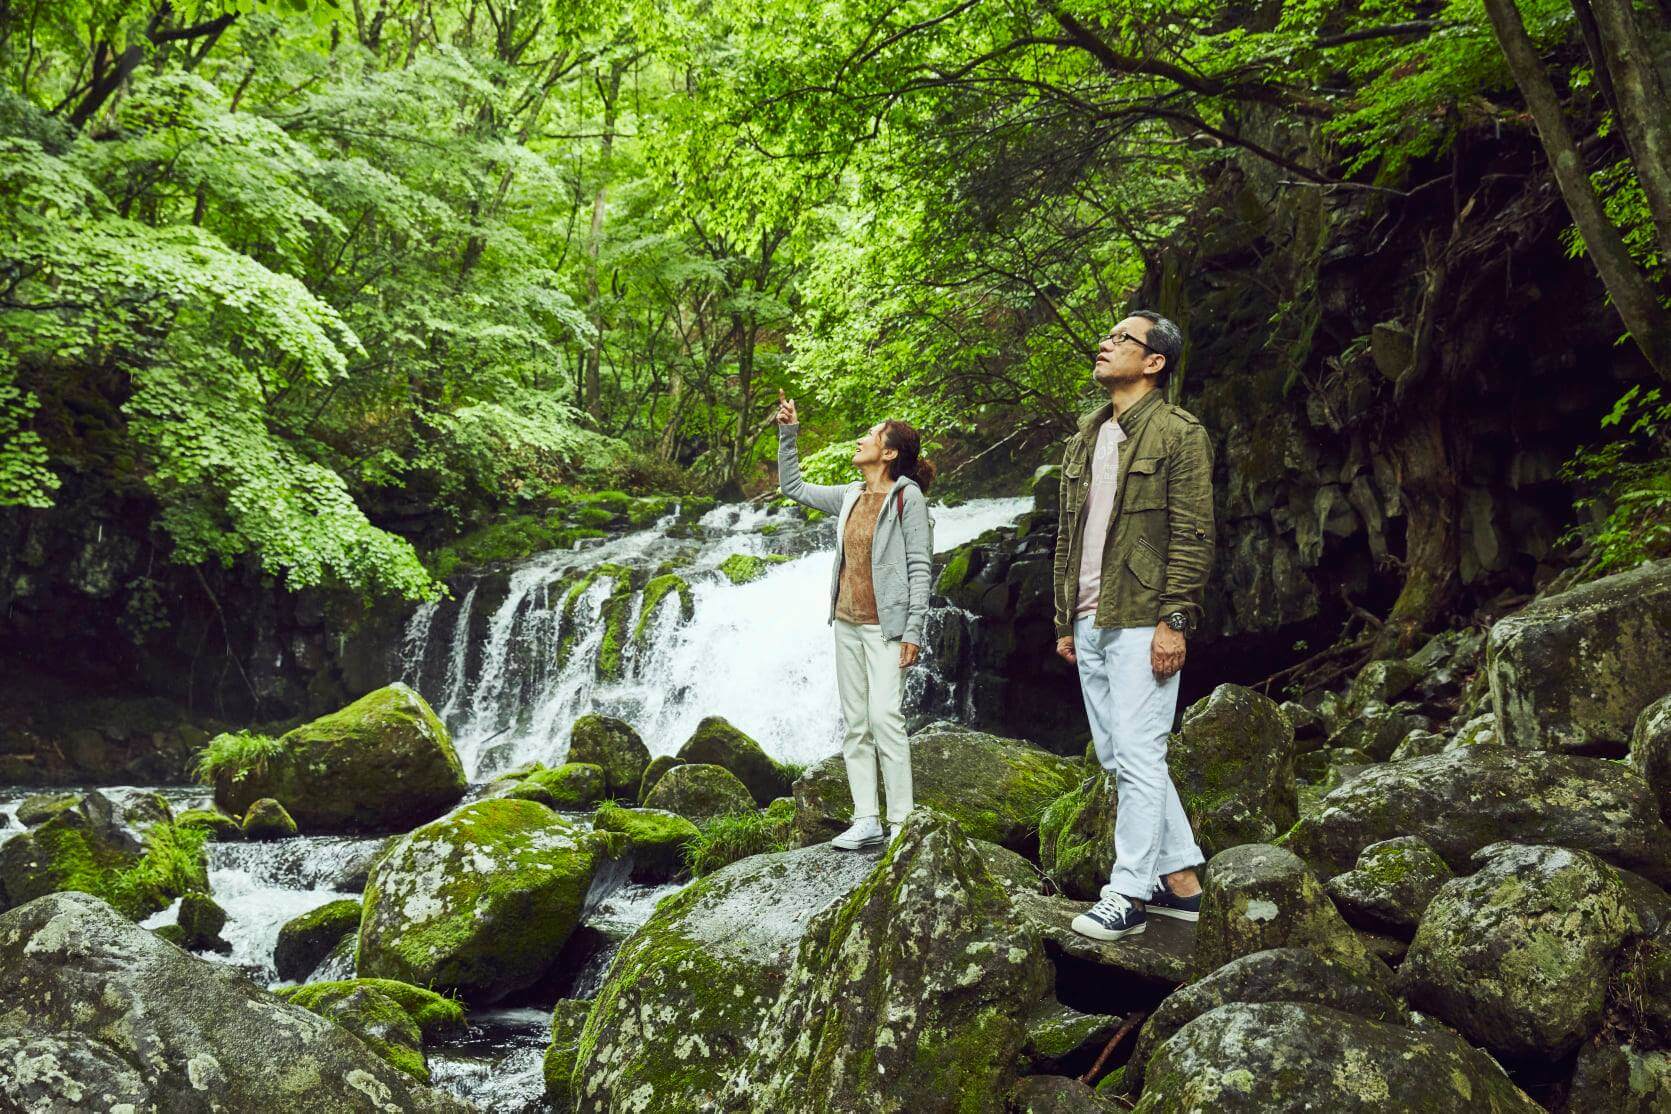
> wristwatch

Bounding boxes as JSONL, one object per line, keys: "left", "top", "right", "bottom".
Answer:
{"left": 1163, "top": 611, "right": 1190, "bottom": 632}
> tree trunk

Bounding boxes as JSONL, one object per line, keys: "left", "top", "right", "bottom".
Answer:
{"left": 582, "top": 62, "right": 625, "bottom": 419}
{"left": 1579, "top": 0, "right": 1671, "bottom": 268}
{"left": 1375, "top": 409, "right": 1458, "bottom": 657}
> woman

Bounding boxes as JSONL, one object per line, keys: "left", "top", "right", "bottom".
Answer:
{"left": 775, "top": 389, "right": 935, "bottom": 850}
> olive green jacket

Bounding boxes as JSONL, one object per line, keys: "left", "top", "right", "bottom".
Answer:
{"left": 1051, "top": 388, "right": 1215, "bottom": 638}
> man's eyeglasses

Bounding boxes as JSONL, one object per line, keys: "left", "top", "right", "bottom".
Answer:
{"left": 1102, "top": 329, "right": 1160, "bottom": 355}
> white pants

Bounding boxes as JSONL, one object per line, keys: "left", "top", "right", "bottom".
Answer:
{"left": 833, "top": 619, "right": 914, "bottom": 824}
{"left": 1073, "top": 617, "right": 1204, "bottom": 899}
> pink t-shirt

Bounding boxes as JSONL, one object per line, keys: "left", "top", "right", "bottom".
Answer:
{"left": 1076, "top": 418, "right": 1127, "bottom": 615}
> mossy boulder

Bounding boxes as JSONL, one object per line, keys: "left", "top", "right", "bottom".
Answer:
{"left": 276, "top": 899, "right": 364, "bottom": 983}
{"left": 637, "top": 754, "right": 685, "bottom": 803}
{"left": 1323, "top": 836, "right": 1453, "bottom": 935}
{"left": 1038, "top": 771, "right": 1115, "bottom": 900}
{"left": 1629, "top": 692, "right": 1671, "bottom": 824}
{"left": 567, "top": 714, "right": 651, "bottom": 800}
{"left": 1022, "top": 1000, "right": 1123, "bottom": 1076}
{"left": 0, "top": 791, "right": 207, "bottom": 920}
{"left": 277, "top": 978, "right": 466, "bottom": 1084}
{"left": 210, "top": 683, "right": 467, "bottom": 834}
{"left": 1487, "top": 558, "right": 1671, "bottom": 753}
{"left": 1448, "top": 711, "right": 1500, "bottom": 748}
{"left": 1400, "top": 842, "right": 1642, "bottom": 1061}
{"left": 0, "top": 892, "right": 467, "bottom": 1111}
{"left": 1564, "top": 1039, "right": 1671, "bottom": 1113}
{"left": 1169, "top": 685, "right": 1296, "bottom": 857}
{"left": 633, "top": 574, "right": 695, "bottom": 652}
{"left": 718, "top": 552, "right": 788, "bottom": 584}
{"left": 722, "top": 809, "right": 1053, "bottom": 1112}
{"left": 542, "top": 998, "right": 590, "bottom": 1108}
{"left": 174, "top": 807, "right": 242, "bottom": 842}
{"left": 1193, "top": 844, "right": 1378, "bottom": 981}
{"left": 1281, "top": 747, "right": 1671, "bottom": 884}
{"left": 1343, "top": 658, "right": 1420, "bottom": 712}
{"left": 676, "top": 715, "right": 792, "bottom": 805}
{"left": 793, "top": 723, "right": 1080, "bottom": 857}
{"left": 640, "top": 761, "right": 757, "bottom": 825}
{"left": 1387, "top": 729, "right": 1446, "bottom": 762}
{"left": 175, "top": 891, "right": 230, "bottom": 954}
{"left": 1131, "top": 1002, "right": 1541, "bottom": 1112}
{"left": 505, "top": 762, "right": 607, "bottom": 809}
{"left": 1126, "top": 948, "right": 1406, "bottom": 1094}
{"left": 242, "top": 797, "right": 298, "bottom": 840}
{"left": 590, "top": 805, "right": 699, "bottom": 883}
{"left": 1325, "top": 705, "right": 1431, "bottom": 762}
{"left": 358, "top": 799, "right": 603, "bottom": 1004}
{"left": 573, "top": 842, "right": 878, "bottom": 1111}
{"left": 14, "top": 793, "right": 79, "bottom": 827}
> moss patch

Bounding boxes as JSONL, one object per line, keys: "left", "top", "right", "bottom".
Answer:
{"left": 718, "top": 553, "right": 789, "bottom": 584}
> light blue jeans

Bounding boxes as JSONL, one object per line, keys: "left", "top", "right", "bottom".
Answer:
{"left": 1073, "top": 617, "right": 1204, "bottom": 900}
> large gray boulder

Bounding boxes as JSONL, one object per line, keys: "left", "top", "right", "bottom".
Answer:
{"left": 1193, "top": 844, "right": 1377, "bottom": 980}
{"left": 0, "top": 892, "right": 466, "bottom": 1112}
{"left": 1324, "top": 836, "right": 1454, "bottom": 935}
{"left": 1629, "top": 692, "right": 1671, "bottom": 823}
{"left": 1400, "top": 842, "right": 1642, "bottom": 1061}
{"left": 722, "top": 809, "right": 1052, "bottom": 1112}
{"left": 1487, "top": 559, "right": 1671, "bottom": 753}
{"left": 1281, "top": 747, "right": 1671, "bottom": 884}
{"left": 1130, "top": 1002, "right": 1540, "bottom": 1112}
{"left": 1167, "top": 685, "right": 1296, "bottom": 857}
{"left": 570, "top": 842, "right": 877, "bottom": 1111}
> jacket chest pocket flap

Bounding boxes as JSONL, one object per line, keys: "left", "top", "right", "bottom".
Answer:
{"left": 1122, "top": 456, "right": 1167, "bottom": 512}
{"left": 1062, "top": 452, "right": 1089, "bottom": 511}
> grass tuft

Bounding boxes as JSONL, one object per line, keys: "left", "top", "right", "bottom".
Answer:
{"left": 194, "top": 729, "right": 285, "bottom": 785}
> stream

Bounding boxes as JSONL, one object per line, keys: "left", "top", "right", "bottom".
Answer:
{"left": 0, "top": 495, "right": 1028, "bottom": 1110}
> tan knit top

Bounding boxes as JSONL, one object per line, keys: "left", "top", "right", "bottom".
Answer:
{"left": 835, "top": 491, "right": 889, "bottom": 624}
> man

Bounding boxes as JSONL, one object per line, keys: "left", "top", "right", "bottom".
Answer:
{"left": 1053, "top": 310, "right": 1214, "bottom": 941}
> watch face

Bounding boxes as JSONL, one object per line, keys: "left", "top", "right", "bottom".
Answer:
{"left": 1167, "top": 613, "right": 1188, "bottom": 630}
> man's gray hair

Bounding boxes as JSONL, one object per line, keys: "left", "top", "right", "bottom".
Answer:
{"left": 1129, "top": 310, "right": 1182, "bottom": 387}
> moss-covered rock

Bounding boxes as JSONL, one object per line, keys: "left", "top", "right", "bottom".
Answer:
{"left": 567, "top": 714, "right": 651, "bottom": 800}
{"left": 0, "top": 791, "right": 207, "bottom": 920}
{"left": 1400, "top": 842, "right": 1642, "bottom": 1061}
{"left": 1193, "top": 844, "right": 1378, "bottom": 981}
{"left": 1323, "top": 836, "right": 1453, "bottom": 936}
{"left": 640, "top": 761, "right": 757, "bottom": 825}
{"left": 637, "top": 754, "right": 684, "bottom": 803}
{"left": 1126, "top": 948, "right": 1406, "bottom": 1094}
{"left": 1487, "top": 558, "right": 1671, "bottom": 753}
{"left": 14, "top": 793, "right": 79, "bottom": 827}
{"left": 506, "top": 762, "right": 607, "bottom": 809}
{"left": 1281, "top": 747, "right": 1671, "bottom": 884}
{"left": 633, "top": 574, "right": 695, "bottom": 652}
{"left": 722, "top": 809, "right": 1053, "bottom": 1112}
{"left": 675, "top": 715, "right": 792, "bottom": 805}
{"left": 1324, "top": 704, "right": 1430, "bottom": 762}
{"left": 572, "top": 843, "right": 877, "bottom": 1112}
{"left": 1294, "top": 746, "right": 1373, "bottom": 784}
{"left": 1565, "top": 1038, "right": 1671, "bottom": 1113}
{"left": 242, "top": 797, "right": 298, "bottom": 841}
{"left": 1169, "top": 685, "right": 1296, "bottom": 857}
{"left": 718, "top": 552, "right": 789, "bottom": 584}
{"left": 1386, "top": 729, "right": 1446, "bottom": 762}
{"left": 176, "top": 891, "right": 230, "bottom": 953}
{"left": 208, "top": 683, "right": 467, "bottom": 834}
{"left": 277, "top": 978, "right": 466, "bottom": 1084}
{"left": 1447, "top": 711, "right": 1500, "bottom": 748}
{"left": 1343, "top": 658, "right": 1420, "bottom": 712}
{"left": 1022, "top": 1000, "right": 1123, "bottom": 1076}
{"left": 1629, "top": 691, "right": 1671, "bottom": 824}
{"left": 174, "top": 807, "right": 242, "bottom": 842}
{"left": 1131, "top": 1002, "right": 1541, "bottom": 1112}
{"left": 543, "top": 998, "right": 590, "bottom": 1108}
{"left": 793, "top": 723, "right": 1080, "bottom": 857}
{"left": 358, "top": 799, "right": 603, "bottom": 1004}
{"left": 1007, "top": 1075, "right": 1110, "bottom": 1112}
{"left": 590, "top": 804, "right": 699, "bottom": 884}
{"left": 276, "top": 899, "right": 363, "bottom": 983}
{"left": 0, "top": 893, "right": 468, "bottom": 1111}
{"left": 1038, "top": 771, "right": 1115, "bottom": 900}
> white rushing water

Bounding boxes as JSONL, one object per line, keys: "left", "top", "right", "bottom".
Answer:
{"left": 401, "top": 497, "right": 1029, "bottom": 778}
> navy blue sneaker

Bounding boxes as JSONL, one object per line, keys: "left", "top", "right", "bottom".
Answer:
{"left": 1071, "top": 891, "right": 1146, "bottom": 941}
{"left": 1145, "top": 877, "right": 1202, "bottom": 922}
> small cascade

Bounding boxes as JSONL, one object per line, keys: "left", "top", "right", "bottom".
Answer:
{"left": 426, "top": 1007, "right": 553, "bottom": 1113}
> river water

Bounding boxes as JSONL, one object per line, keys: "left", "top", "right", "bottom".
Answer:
{"left": 0, "top": 496, "right": 1029, "bottom": 1110}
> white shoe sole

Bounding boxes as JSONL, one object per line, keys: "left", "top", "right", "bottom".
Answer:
{"left": 831, "top": 834, "right": 885, "bottom": 850}
{"left": 1070, "top": 914, "right": 1146, "bottom": 941}
{"left": 1146, "top": 907, "right": 1199, "bottom": 922}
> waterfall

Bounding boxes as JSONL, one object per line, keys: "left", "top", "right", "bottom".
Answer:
{"left": 398, "top": 498, "right": 1029, "bottom": 779}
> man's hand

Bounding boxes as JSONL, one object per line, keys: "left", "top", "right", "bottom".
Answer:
{"left": 899, "top": 642, "right": 920, "bottom": 668}
{"left": 1151, "top": 623, "right": 1186, "bottom": 680}
{"left": 776, "top": 388, "right": 797, "bottom": 425}
{"left": 1055, "top": 635, "right": 1076, "bottom": 665}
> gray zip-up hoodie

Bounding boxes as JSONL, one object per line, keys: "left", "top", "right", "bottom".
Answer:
{"left": 777, "top": 423, "right": 934, "bottom": 645}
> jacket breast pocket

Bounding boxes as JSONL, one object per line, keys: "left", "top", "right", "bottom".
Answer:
{"left": 1123, "top": 456, "right": 1168, "bottom": 512}
{"left": 1062, "top": 457, "right": 1088, "bottom": 513}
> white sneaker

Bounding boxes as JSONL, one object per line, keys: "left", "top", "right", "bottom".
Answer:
{"left": 831, "top": 816, "right": 885, "bottom": 850}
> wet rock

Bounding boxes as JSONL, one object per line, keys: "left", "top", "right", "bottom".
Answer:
{"left": 176, "top": 891, "right": 231, "bottom": 954}
{"left": 1563, "top": 1039, "right": 1671, "bottom": 1114}
{"left": 793, "top": 723, "right": 1080, "bottom": 856}
{"left": 573, "top": 842, "right": 876, "bottom": 1112}
{"left": 676, "top": 715, "right": 793, "bottom": 805}
{"left": 277, "top": 978, "right": 465, "bottom": 1084}
{"left": 566, "top": 714, "right": 651, "bottom": 800}
{"left": 542, "top": 998, "right": 589, "bottom": 1109}
{"left": 0, "top": 892, "right": 466, "bottom": 1111}
{"left": 1400, "top": 842, "right": 1642, "bottom": 1061}
{"left": 589, "top": 805, "right": 699, "bottom": 884}
{"left": 1130, "top": 1002, "right": 1540, "bottom": 1112}
{"left": 722, "top": 809, "right": 1052, "bottom": 1113}
{"left": 1193, "top": 844, "right": 1377, "bottom": 980}
{"left": 14, "top": 793, "right": 79, "bottom": 827}
{"left": 1281, "top": 748, "right": 1671, "bottom": 884}
{"left": 1324, "top": 836, "right": 1453, "bottom": 935}
{"left": 1169, "top": 685, "right": 1296, "bottom": 858}
{"left": 276, "top": 899, "right": 363, "bottom": 983}
{"left": 1038, "top": 771, "right": 1114, "bottom": 900}
{"left": 1022, "top": 1000, "right": 1123, "bottom": 1075}
{"left": 505, "top": 762, "right": 607, "bottom": 809}
{"left": 211, "top": 683, "right": 467, "bottom": 833}
{"left": 1127, "top": 948, "right": 1406, "bottom": 1094}
{"left": 243, "top": 797, "right": 298, "bottom": 840}
{"left": 1487, "top": 558, "right": 1671, "bottom": 754}
{"left": 640, "top": 762, "right": 757, "bottom": 825}
{"left": 1007, "top": 1075, "right": 1111, "bottom": 1113}
{"left": 1012, "top": 890, "right": 1194, "bottom": 991}
{"left": 636, "top": 754, "right": 684, "bottom": 803}
{"left": 175, "top": 807, "right": 242, "bottom": 841}
{"left": 1629, "top": 692, "right": 1671, "bottom": 823}
{"left": 358, "top": 799, "right": 602, "bottom": 1004}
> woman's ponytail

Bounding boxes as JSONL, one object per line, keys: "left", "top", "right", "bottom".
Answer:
{"left": 881, "top": 420, "right": 935, "bottom": 495}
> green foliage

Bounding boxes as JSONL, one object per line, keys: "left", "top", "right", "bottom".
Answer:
{"left": 194, "top": 730, "right": 285, "bottom": 786}
{"left": 1560, "top": 386, "right": 1671, "bottom": 578}
{"left": 681, "top": 804, "right": 793, "bottom": 879}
